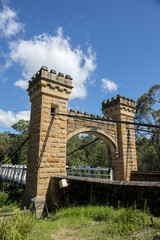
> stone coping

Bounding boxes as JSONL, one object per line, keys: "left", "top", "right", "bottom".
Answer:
{"left": 51, "top": 175, "right": 160, "bottom": 187}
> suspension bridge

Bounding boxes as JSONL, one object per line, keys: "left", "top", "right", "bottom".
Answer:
{"left": 0, "top": 164, "right": 113, "bottom": 187}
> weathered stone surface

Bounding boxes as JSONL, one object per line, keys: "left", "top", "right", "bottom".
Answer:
{"left": 48, "top": 175, "right": 160, "bottom": 216}
{"left": 102, "top": 95, "right": 137, "bottom": 180}
{"left": 23, "top": 66, "right": 137, "bottom": 216}
{"left": 46, "top": 158, "right": 60, "bottom": 163}
{"left": 23, "top": 67, "right": 73, "bottom": 215}
{"left": 131, "top": 171, "right": 160, "bottom": 182}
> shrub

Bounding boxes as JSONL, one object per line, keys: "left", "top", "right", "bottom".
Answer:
{"left": 0, "top": 192, "right": 8, "bottom": 208}
{"left": 0, "top": 212, "right": 35, "bottom": 240}
{"left": 108, "top": 206, "right": 151, "bottom": 235}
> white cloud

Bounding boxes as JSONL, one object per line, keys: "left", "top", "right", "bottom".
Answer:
{"left": 0, "top": 3, "right": 24, "bottom": 38}
{"left": 8, "top": 27, "right": 96, "bottom": 99}
{"left": 0, "top": 109, "right": 30, "bottom": 128}
{"left": 14, "top": 80, "right": 28, "bottom": 90}
{"left": 101, "top": 78, "right": 118, "bottom": 92}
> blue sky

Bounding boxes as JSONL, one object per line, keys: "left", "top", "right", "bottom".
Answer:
{"left": 0, "top": 0, "right": 160, "bottom": 132}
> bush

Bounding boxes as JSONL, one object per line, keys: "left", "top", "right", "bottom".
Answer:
{"left": 0, "top": 192, "right": 8, "bottom": 208}
{"left": 0, "top": 212, "right": 35, "bottom": 240}
{"left": 108, "top": 206, "right": 151, "bottom": 235}
{"left": 5, "top": 188, "right": 24, "bottom": 207}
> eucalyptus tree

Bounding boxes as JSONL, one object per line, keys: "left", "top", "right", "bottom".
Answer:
{"left": 135, "top": 84, "right": 160, "bottom": 168}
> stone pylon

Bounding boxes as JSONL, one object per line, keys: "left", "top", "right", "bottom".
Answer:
{"left": 22, "top": 66, "right": 73, "bottom": 216}
{"left": 102, "top": 95, "right": 137, "bottom": 180}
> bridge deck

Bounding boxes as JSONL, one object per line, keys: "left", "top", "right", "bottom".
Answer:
{"left": 0, "top": 165, "right": 113, "bottom": 187}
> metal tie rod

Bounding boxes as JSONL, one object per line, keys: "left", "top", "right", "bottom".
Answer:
{"left": 52, "top": 112, "right": 160, "bottom": 129}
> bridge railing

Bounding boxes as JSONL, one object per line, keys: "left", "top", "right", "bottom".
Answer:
{"left": 66, "top": 165, "right": 113, "bottom": 180}
{"left": 0, "top": 164, "right": 113, "bottom": 186}
{"left": 0, "top": 164, "right": 27, "bottom": 186}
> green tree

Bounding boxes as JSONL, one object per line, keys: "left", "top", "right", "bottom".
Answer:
{"left": 135, "top": 84, "right": 160, "bottom": 125}
{"left": 135, "top": 84, "right": 160, "bottom": 168}
{"left": 12, "top": 119, "right": 29, "bottom": 135}
{"left": 79, "top": 135, "right": 110, "bottom": 167}
{"left": 0, "top": 132, "right": 11, "bottom": 162}
{"left": 136, "top": 136, "right": 160, "bottom": 171}
{"left": 0, "top": 120, "right": 29, "bottom": 165}
{"left": 67, "top": 135, "right": 87, "bottom": 166}
{"left": 8, "top": 120, "right": 29, "bottom": 164}
{"left": 67, "top": 134, "right": 110, "bottom": 167}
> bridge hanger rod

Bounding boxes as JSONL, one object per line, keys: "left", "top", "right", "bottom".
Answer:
{"left": 52, "top": 113, "right": 160, "bottom": 129}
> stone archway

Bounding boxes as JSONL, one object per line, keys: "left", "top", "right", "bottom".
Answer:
{"left": 67, "top": 129, "right": 117, "bottom": 170}
{"left": 67, "top": 128, "right": 117, "bottom": 153}
{"left": 22, "top": 66, "right": 137, "bottom": 215}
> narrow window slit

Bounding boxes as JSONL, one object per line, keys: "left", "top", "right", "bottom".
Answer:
{"left": 51, "top": 107, "right": 55, "bottom": 115}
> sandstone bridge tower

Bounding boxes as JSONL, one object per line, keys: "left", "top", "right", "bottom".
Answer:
{"left": 102, "top": 96, "right": 137, "bottom": 181}
{"left": 23, "top": 66, "right": 73, "bottom": 213}
{"left": 22, "top": 66, "right": 137, "bottom": 215}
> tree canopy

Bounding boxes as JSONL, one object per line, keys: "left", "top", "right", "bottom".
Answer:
{"left": 67, "top": 134, "right": 110, "bottom": 167}
{"left": 0, "top": 120, "right": 29, "bottom": 165}
{"left": 135, "top": 84, "right": 160, "bottom": 125}
{"left": 135, "top": 84, "right": 160, "bottom": 170}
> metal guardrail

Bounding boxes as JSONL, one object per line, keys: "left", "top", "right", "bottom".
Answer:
{"left": 66, "top": 165, "right": 113, "bottom": 180}
{"left": 0, "top": 164, "right": 113, "bottom": 186}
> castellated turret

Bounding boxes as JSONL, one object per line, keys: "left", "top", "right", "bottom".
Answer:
{"left": 28, "top": 66, "right": 73, "bottom": 102}
{"left": 102, "top": 94, "right": 136, "bottom": 120}
{"left": 102, "top": 94, "right": 137, "bottom": 182}
{"left": 23, "top": 66, "right": 73, "bottom": 216}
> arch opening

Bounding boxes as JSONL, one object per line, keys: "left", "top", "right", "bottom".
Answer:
{"left": 66, "top": 132, "right": 112, "bottom": 168}
{"left": 67, "top": 127, "right": 117, "bottom": 153}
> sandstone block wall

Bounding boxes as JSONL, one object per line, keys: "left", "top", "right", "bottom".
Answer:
{"left": 67, "top": 109, "right": 118, "bottom": 153}
{"left": 130, "top": 171, "right": 160, "bottom": 182}
{"left": 23, "top": 66, "right": 73, "bottom": 213}
{"left": 23, "top": 66, "right": 138, "bottom": 216}
{"left": 102, "top": 95, "right": 137, "bottom": 180}
{"left": 48, "top": 175, "right": 160, "bottom": 216}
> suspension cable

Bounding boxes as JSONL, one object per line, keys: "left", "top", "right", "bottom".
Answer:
{"left": 126, "top": 127, "right": 160, "bottom": 135}
{"left": 0, "top": 136, "right": 29, "bottom": 166}
{"left": 67, "top": 138, "right": 99, "bottom": 156}
{"left": 1, "top": 113, "right": 159, "bottom": 165}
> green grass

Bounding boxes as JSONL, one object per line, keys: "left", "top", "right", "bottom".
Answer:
{"left": 0, "top": 202, "right": 159, "bottom": 240}
{"left": 0, "top": 188, "right": 159, "bottom": 239}
{"left": 29, "top": 205, "right": 160, "bottom": 240}
{"left": 0, "top": 212, "right": 35, "bottom": 240}
{"left": 0, "top": 189, "right": 35, "bottom": 240}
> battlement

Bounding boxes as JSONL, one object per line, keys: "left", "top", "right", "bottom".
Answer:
{"left": 102, "top": 94, "right": 136, "bottom": 110}
{"left": 102, "top": 95, "right": 136, "bottom": 119}
{"left": 28, "top": 66, "right": 73, "bottom": 101}
{"left": 68, "top": 109, "right": 113, "bottom": 121}
{"left": 28, "top": 66, "right": 73, "bottom": 89}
